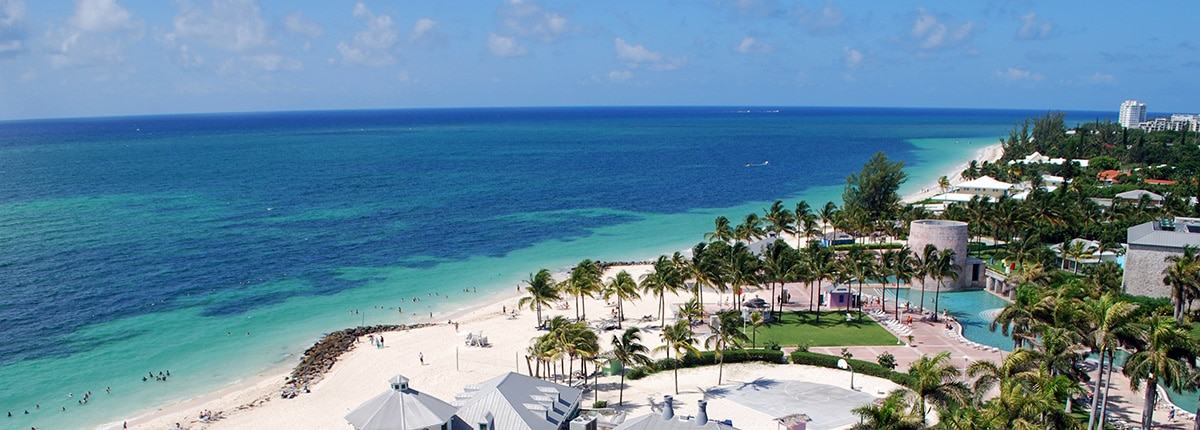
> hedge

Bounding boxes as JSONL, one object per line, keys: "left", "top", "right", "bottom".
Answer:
{"left": 789, "top": 351, "right": 914, "bottom": 387}
{"left": 626, "top": 349, "right": 786, "bottom": 380}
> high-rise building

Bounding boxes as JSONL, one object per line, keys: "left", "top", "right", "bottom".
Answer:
{"left": 1119, "top": 100, "right": 1147, "bottom": 128}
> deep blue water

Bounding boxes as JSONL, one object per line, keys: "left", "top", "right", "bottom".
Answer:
{"left": 0, "top": 106, "right": 1110, "bottom": 428}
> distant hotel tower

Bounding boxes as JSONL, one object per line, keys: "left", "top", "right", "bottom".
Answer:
{"left": 1119, "top": 100, "right": 1147, "bottom": 128}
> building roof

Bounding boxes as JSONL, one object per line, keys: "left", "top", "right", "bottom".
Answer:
{"left": 615, "top": 397, "right": 738, "bottom": 430}
{"left": 956, "top": 176, "right": 1013, "bottom": 190}
{"left": 1115, "top": 189, "right": 1164, "bottom": 202}
{"left": 1098, "top": 170, "right": 1122, "bottom": 182}
{"left": 1146, "top": 179, "right": 1178, "bottom": 185}
{"left": 452, "top": 372, "right": 582, "bottom": 430}
{"left": 346, "top": 375, "right": 459, "bottom": 430}
{"left": 1128, "top": 218, "right": 1200, "bottom": 249}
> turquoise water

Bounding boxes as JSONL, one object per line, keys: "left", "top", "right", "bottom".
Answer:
{"left": 0, "top": 107, "right": 1107, "bottom": 428}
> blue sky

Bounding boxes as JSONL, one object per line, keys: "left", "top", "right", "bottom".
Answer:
{"left": 1, "top": 0, "right": 1197, "bottom": 120}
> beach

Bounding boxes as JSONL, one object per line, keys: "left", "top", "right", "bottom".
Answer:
{"left": 901, "top": 143, "right": 1005, "bottom": 203}
{"left": 123, "top": 264, "right": 900, "bottom": 430}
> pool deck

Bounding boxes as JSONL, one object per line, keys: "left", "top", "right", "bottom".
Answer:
{"left": 784, "top": 285, "right": 1195, "bottom": 430}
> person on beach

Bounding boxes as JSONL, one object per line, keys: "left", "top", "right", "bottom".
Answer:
{"left": 419, "top": 352, "right": 424, "bottom": 365}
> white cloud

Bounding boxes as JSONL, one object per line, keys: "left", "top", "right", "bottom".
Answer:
{"left": 614, "top": 38, "right": 686, "bottom": 71}
{"left": 70, "top": 0, "right": 136, "bottom": 32}
{"left": 0, "top": 0, "right": 27, "bottom": 58}
{"left": 488, "top": 33, "right": 526, "bottom": 57}
{"left": 996, "top": 67, "right": 1043, "bottom": 82}
{"left": 734, "top": 36, "right": 772, "bottom": 54}
{"left": 607, "top": 70, "right": 632, "bottom": 82}
{"left": 1016, "top": 12, "right": 1052, "bottom": 40}
{"left": 1081, "top": 72, "right": 1115, "bottom": 85}
{"left": 410, "top": 18, "right": 435, "bottom": 42}
{"left": 909, "top": 7, "right": 978, "bottom": 51}
{"left": 498, "top": 0, "right": 571, "bottom": 43}
{"left": 48, "top": 0, "right": 142, "bottom": 68}
{"left": 172, "top": 0, "right": 271, "bottom": 53}
{"left": 284, "top": 10, "right": 323, "bottom": 38}
{"left": 338, "top": 3, "right": 398, "bottom": 67}
{"left": 843, "top": 46, "right": 863, "bottom": 69}
{"left": 794, "top": 1, "right": 844, "bottom": 36}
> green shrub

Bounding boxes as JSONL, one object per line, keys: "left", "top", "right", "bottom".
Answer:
{"left": 877, "top": 352, "right": 897, "bottom": 370}
{"left": 592, "top": 400, "right": 608, "bottom": 408}
{"left": 625, "top": 349, "right": 785, "bottom": 379}
{"left": 790, "top": 350, "right": 914, "bottom": 388}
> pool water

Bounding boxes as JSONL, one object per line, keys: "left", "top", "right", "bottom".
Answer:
{"left": 864, "top": 286, "right": 1015, "bottom": 351}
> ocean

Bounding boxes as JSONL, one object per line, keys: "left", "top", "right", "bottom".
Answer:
{"left": 0, "top": 106, "right": 1108, "bottom": 428}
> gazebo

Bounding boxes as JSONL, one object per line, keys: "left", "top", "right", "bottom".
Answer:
{"left": 345, "top": 375, "right": 458, "bottom": 430}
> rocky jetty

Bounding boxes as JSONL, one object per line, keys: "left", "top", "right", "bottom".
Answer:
{"left": 284, "top": 323, "right": 434, "bottom": 397}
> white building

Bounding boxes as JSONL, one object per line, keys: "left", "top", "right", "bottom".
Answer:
{"left": 1120, "top": 100, "right": 1147, "bottom": 128}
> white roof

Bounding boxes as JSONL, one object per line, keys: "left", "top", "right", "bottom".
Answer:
{"left": 346, "top": 375, "right": 459, "bottom": 430}
{"left": 1115, "top": 189, "right": 1164, "bottom": 201}
{"left": 956, "top": 176, "right": 1013, "bottom": 190}
{"left": 452, "top": 372, "right": 583, "bottom": 430}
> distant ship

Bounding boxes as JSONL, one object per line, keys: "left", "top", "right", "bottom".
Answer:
{"left": 745, "top": 160, "right": 769, "bottom": 167}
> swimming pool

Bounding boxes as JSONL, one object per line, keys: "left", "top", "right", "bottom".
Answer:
{"left": 864, "top": 286, "right": 1014, "bottom": 351}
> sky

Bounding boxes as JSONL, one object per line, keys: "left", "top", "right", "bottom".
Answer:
{"left": 1, "top": 0, "right": 1197, "bottom": 120}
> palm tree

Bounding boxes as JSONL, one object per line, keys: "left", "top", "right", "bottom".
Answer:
{"left": 1081, "top": 294, "right": 1141, "bottom": 430}
{"left": 609, "top": 327, "right": 652, "bottom": 406}
{"left": 748, "top": 311, "right": 764, "bottom": 348}
{"left": 563, "top": 259, "right": 602, "bottom": 320}
{"left": 705, "top": 216, "right": 734, "bottom": 243}
{"left": 850, "top": 389, "right": 923, "bottom": 430}
{"left": 763, "top": 200, "right": 795, "bottom": 241}
{"left": 761, "top": 240, "right": 796, "bottom": 319}
{"left": 656, "top": 320, "right": 698, "bottom": 395}
{"left": 930, "top": 248, "right": 960, "bottom": 322}
{"left": 605, "top": 270, "right": 641, "bottom": 328}
{"left": 519, "top": 269, "right": 561, "bottom": 327}
{"left": 915, "top": 244, "right": 939, "bottom": 315}
{"left": 820, "top": 201, "right": 838, "bottom": 238}
{"left": 803, "top": 242, "right": 834, "bottom": 321}
{"left": 990, "top": 285, "right": 1042, "bottom": 349}
{"left": 640, "top": 255, "right": 682, "bottom": 326}
{"left": 890, "top": 246, "right": 917, "bottom": 320}
{"left": 725, "top": 242, "right": 759, "bottom": 308}
{"left": 937, "top": 175, "right": 951, "bottom": 194}
{"left": 1123, "top": 315, "right": 1195, "bottom": 430}
{"left": 705, "top": 310, "right": 749, "bottom": 385}
{"left": 1060, "top": 240, "right": 1098, "bottom": 274}
{"left": 908, "top": 351, "right": 969, "bottom": 424}
{"left": 1162, "top": 245, "right": 1200, "bottom": 322}
{"left": 733, "top": 213, "right": 765, "bottom": 243}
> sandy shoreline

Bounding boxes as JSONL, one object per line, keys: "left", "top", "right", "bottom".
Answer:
{"left": 901, "top": 143, "right": 1004, "bottom": 204}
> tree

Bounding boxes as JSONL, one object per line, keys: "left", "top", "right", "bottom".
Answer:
{"left": 656, "top": 320, "right": 698, "bottom": 395}
{"left": 748, "top": 311, "right": 764, "bottom": 348}
{"left": 605, "top": 270, "right": 641, "bottom": 328}
{"left": 609, "top": 327, "right": 652, "bottom": 406}
{"left": 803, "top": 242, "right": 834, "bottom": 321}
{"left": 842, "top": 151, "right": 908, "bottom": 222}
{"left": 705, "top": 216, "right": 734, "bottom": 243}
{"left": 762, "top": 200, "right": 795, "bottom": 241}
{"left": 1162, "top": 245, "right": 1200, "bottom": 322}
{"left": 907, "top": 351, "right": 969, "bottom": 424}
{"left": 850, "top": 389, "right": 923, "bottom": 430}
{"left": 937, "top": 175, "right": 951, "bottom": 194}
{"left": 640, "top": 256, "right": 683, "bottom": 326}
{"left": 1060, "top": 240, "right": 1098, "bottom": 274}
{"left": 705, "top": 310, "right": 749, "bottom": 385}
{"left": 929, "top": 248, "right": 960, "bottom": 322}
{"left": 915, "top": 244, "right": 939, "bottom": 315}
{"left": 1123, "top": 315, "right": 1194, "bottom": 430}
{"left": 562, "top": 259, "right": 602, "bottom": 320}
{"left": 1081, "top": 294, "right": 1141, "bottom": 430}
{"left": 519, "top": 269, "right": 561, "bottom": 327}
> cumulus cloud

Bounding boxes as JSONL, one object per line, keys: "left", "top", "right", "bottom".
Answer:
{"left": 488, "top": 33, "right": 526, "bottom": 57}
{"left": 410, "top": 18, "right": 435, "bottom": 42}
{"left": 995, "top": 67, "right": 1043, "bottom": 83}
{"left": 843, "top": 46, "right": 863, "bottom": 69}
{"left": 1016, "top": 12, "right": 1053, "bottom": 40}
{"left": 172, "top": 0, "right": 271, "bottom": 52}
{"left": 908, "top": 7, "right": 978, "bottom": 52}
{"left": 284, "top": 10, "right": 323, "bottom": 38}
{"left": 734, "top": 36, "right": 772, "bottom": 54}
{"left": 498, "top": 0, "right": 571, "bottom": 43}
{"left": 0, "top": 0, "right": 28, "bottom": 58}
{"left": 48, "top": 0, "right": 143, "bottom": 68}
{"left": 614, "top": 38, "right": 686, "bottom": 71}
{"left": 337, "top": 2, "right": 399, "bottom": 67}
{"left": 793, "top": 1, "right": 845, "bottom": 36}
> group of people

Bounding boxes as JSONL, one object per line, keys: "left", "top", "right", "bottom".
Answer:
{"left": 143, "top": 370, "right": 171, "bottom": 382}
{"left": 199, "top": 409, "right": 219, "bottom": 422}
{"left": 366, "top": 334, "right": 385, "bottom": 348}
{"left": 8, "top": 386, "right": 115, "bottom": 422}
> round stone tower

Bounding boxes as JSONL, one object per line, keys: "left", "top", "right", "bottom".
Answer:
{"left": 908, "top": 219, "right": 969, "bottom": 290}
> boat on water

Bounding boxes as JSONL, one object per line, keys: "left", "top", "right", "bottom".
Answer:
{"left": 745, "top": 160, "right": 769, "bottom": 167}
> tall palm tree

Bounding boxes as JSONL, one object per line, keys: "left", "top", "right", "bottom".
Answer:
{"left": 1162, "top": 245, "right": 1200, "bottom": 322}
{"left": 640, "top": 255, "right": 682, "bottom": 326}
{"left": 705, "top": 310, "right": 749, "bottom": 385}
{"left": 930, "top": 248, "right": 960, "bottom": 322}
{"left": 748, "top": 311, "right": 764, "bottom": 348}
{"left": 705, "top": 216, "right": 735, "bottom": 243}
{"left": 820, "top": 201, "right": 839, "bottom": 238}
{"left": 915, "top": 244, "right": 939, "bottom": 315}
{"left": 803, "top": 242, "right": 834, "bottom": 321}
{"left": 890, "top": 246, "right": 917, "bottom": 320}
{"left": 761, "top": 240, "right": 796, "bottom": 319}
{"left": 1081, "top": 294, "right": 1141, "bottom": 430}
{"left": 605, "top": 270, "right": 641, "bottom": 328}
{"left": 1060, "top": 239, "right": 1098, "bottom": 274}
{"left": 563, "top": 259, "right": 602, "bottom": 320}
{"left": 990, "top": 284, "right": 1042, "bottom": 349}
{"left": 725, "top": 242, "right": 760, "bottom": 308}
{"left": 519, "top": 269, "right": 561, "bottom": 327}
{"left": 609, "top": 327, "right": 652, "bottom": 406}
{"left": 1123, "top": 315, "right": 1195, "bottom": 430}
{"left": 656, "top": 320, "right": 698, "bottom": 395}
{"left": 795, "top": 200, "right": 814, "bottom": 247}
{"left": 762, "top": 200, "right": 795, "bottom": 242}
{"left": 908, "top": 351, "right": 970, "bottom": 424}
{"left": 733, "top": 213, "right": 765, "bottom": 243}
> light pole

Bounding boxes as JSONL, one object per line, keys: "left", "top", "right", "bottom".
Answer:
{"left": 837, "top": 358, "right": 855, "bottom": 391}
{"left": 963, "top": 355, "right": 970, "bottom": 370}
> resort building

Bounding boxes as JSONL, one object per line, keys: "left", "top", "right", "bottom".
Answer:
{"left": 1123, "top": 217, "right": 1200, "bottom": 298}
{"left": 1007, "top": 151, "right": 1090, "bottom": 168}
{"left": 952, "top": 176, "right": 1014, "bottom": 199}
{"left": 1120, "top": 100, "right": 1147, "bottom": 128}
{"left": 614, "top": 396, "right": 739, "bottom": 430}
{"left": 1114, "top": 189, "right": 1164, "bottom": 206}
{"left": 1050, "top": 239, "right": 1123, "bottom": 273}
{"left": 347, "top": 372, "right": 583, "bottom": 430}
{"left": 907, "top": 220, "right": 985, "bottom": 290}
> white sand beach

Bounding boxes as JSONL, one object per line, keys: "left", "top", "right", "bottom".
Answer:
{"left": 902, "top": 143, "right": 1005, "bottom": 204}
{"left": 121, "top": 264, "right": 900, "bottom": 430}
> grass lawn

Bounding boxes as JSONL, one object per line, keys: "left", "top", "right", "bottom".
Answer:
{"left": 742, "top": 311, "right": 899, "bottom": 348}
